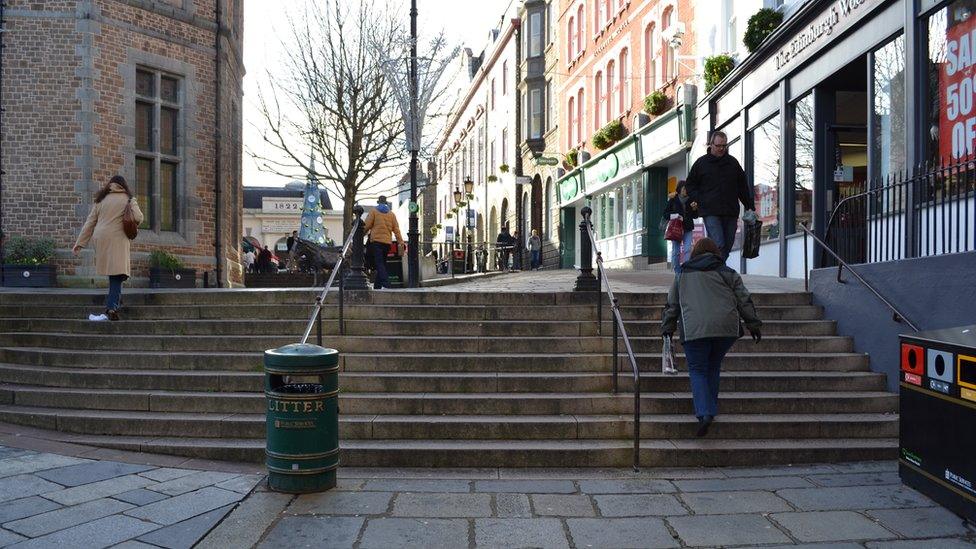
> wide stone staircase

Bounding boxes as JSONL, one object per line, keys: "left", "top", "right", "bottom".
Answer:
{"left": 0, "top": 288, "right": 898, "bottom": 467}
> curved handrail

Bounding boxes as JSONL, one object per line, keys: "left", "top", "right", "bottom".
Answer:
{"left": 580, "top": 208, "right": 642, "bottom": 471}
{"left": 300, "top": 218, "right": 363, "bottom": 345}
{"left": 799, "top": 223, "right": 918, "bottom": 331}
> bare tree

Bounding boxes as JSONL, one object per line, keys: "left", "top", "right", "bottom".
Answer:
{"left": 249, "top": 0, "right": 404, "bottom": 235}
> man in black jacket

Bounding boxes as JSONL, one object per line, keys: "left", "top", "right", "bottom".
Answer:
{"left": 685, "top": 131, "right": 756, "bottom": 260}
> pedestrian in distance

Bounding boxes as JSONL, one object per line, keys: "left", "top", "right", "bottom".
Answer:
{"left": 495, "top": 226, "right": 515, "bottom": 271}
{"left": 660, "top": 237, "right": 762, "bottom": 437}
{"left": 527, "top": 229, "right": 542, "bottom": 270}
{"left": 257, "top": 246, "right": 273, "bottom": 273}
{"left": 286, "top": 230, "right": 297, "bottom": 252}
{"left": 243, "top": 249, "right": 256, "bottom": 273}
{"left": 685, "top": 131, "right": 756, "bottom": 261}
{"left": 363, "top": 196, "right": 403, "bottom": 290}
{"left": 72, "top": 175, "right": 144, "bottom": 322}
{"left": 662, "top": 181, "right": 696, "bottom": 273}
{"left": 512, "top": 229, "right": 523, "bottom": 271}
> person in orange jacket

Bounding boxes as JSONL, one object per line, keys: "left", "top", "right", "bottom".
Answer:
{"left": 363, "top": 196, "right": 403, "bottom": 289}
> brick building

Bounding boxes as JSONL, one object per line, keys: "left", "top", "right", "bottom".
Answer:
{"left": 555, "top": 0, "right": 698, "bottom": 268}
{"left": 0, "top": 0, "right": 244, "bottom": 287}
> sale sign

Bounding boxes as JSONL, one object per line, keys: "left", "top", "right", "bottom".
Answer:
{"left": 940, "top": 14, "right": 976, "bottom": 160}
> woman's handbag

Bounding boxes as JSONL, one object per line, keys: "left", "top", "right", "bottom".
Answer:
{"left": 665, "top": 216, "right": 684, "bottom": 242}
{"left": 662, "top": 335, "right": 678, "bottom": 374}
{"left": 122, "top": 201, "right": 138, "bottom": 240}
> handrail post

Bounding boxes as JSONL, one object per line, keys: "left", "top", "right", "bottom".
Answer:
{"left": 596, "top": 253, "right": 603, "bottom": 335}
{"left": 574, "top": 206, "right": 599, "bottom": 292}
{"left": 343, "top": 205, "right": 369, "bottom": 290}
{"left": 802, "top": 222, "right": 809, "bottom": 293}
{"left": 338, "top": 264, "right": 345, "bottom": 336}
{"left": 316, "top": 296, "right": 323, "bottom": 347}
{"left": 612, "top": 298, "right": 618, "bottom": 394}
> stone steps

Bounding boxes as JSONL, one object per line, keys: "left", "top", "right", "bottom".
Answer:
{"left": 0, "top": 333, "right": 855, "bottom": 354}
{"left": 0, "top": 366, "right": 888, "bottom": 393}
{"left": 51, "top": 434, "right": 897, "bottom": 467}
{"left": 0, "top": 347, "right": 870, "bottom": 372}
{"left": 0, "top": 385, "right": 897, "bottom": 415}
{"left": 0, "top": 318, "right": 840, "bottom": 337}
{"left": 0, "top": 303, "right": 824, "bottom": 321}
{"left": 0, "top": 405, "right": 897, "bottom": 441}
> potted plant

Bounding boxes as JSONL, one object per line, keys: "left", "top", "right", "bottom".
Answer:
{"left": 562, "top": 148, "right": 579, "bottom": 170}
{"left": 2, "top": 236, "right": 57, "bottom": 287}
{"left": 499, "top": 164, "right": 510, "bottom": 173}
{"left": 465, "top": 193, "right": 474, "bottom": 200}
{"left": 148, "top": 250, "right": 196, "bottom": 288}
{"left": 592, "top": 129, "right": 610, "bottom": 150}
{"left": 592, "top": 120, "right": 625, "bottom": 150}
{"left": 744, "top": 8, "right": 783, "bottom": 53}
{"left": 487, "top": 175, "right": 498, "bottom": 182}
{"left": 445, "top": 212, "right": 454, "bottom": 219}
{"left": 644, "top": 91, "right": 668, "bottom": 115}
{"left": 704, "top": 54, "right": 735, "bottom": 92}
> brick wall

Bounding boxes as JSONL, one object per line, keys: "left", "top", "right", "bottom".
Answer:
{"left": 1, "top": 0, "right": 244, "bottom": 286}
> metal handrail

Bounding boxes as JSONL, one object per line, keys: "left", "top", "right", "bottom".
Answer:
{"left": 799, "top": 222, "right": 919, "bottom": 331}
{"left": 580, "top": 211, "right": 642, "bottom": 471}
{"left": 300, "top": 218, "right": 363, "bottom": 345}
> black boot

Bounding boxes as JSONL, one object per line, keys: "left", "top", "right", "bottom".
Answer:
{"left": 696, "top": 415, "right": 713, "bottom": 437}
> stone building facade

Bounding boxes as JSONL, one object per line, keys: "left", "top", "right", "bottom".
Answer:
{"left": 0, "top": 0, "right": 244, "bottom": 286}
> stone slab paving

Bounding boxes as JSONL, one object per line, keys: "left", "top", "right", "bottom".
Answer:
{"left": 244, "top": 460, "right": 976, "bottom": 548}
{"left": 0, "top": 445, "right": 261, "bottom": 548}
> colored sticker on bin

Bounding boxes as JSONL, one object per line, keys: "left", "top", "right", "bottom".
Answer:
{"left": 961, "top": 387, "right": 976, "bottom": 403}
{"left": 958, "top": 355, "right": 976, "bottom": 390}
{"left": 901, "top": 344, "right": 925, "bottom": 375}
{"left": 927, "top": 349, "right": 955, "bottom": 383}
{"left": 929, "top": 379, "right": 951, "bottom": 394}
{"left": 904, "top": 372, "right": 922, "bottom": 386}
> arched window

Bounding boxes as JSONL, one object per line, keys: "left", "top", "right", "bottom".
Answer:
{"left": 576, "top": 88, "right": 584, "bottom": 147}
{"left": 619, "top": 48, "right": 629, "bottom": 112}
{"left": 567, "top": 17, "right": 575, "bottom": 59}
{"left": 644, "top": 24, "right": 656, "bottom": 94}
{"left": 594, "top": 1, "right": 602, "bottom": 34}
{"left": 576, "top": 5, "right": 584, "bottom": 55}
{"left": 568, "top": 96, "right": 576, "bottom": 146}
{"left": 604, "top": 0, "right": 612, "bottom": 24}
{"left": 662, "top": 7, "right": 675, "bottom": 82}
{"left": 594, "top": 71, "right": 603, "bottom": 129}
{"left": 606, "top": 60, "right": 616, "bottom": 121}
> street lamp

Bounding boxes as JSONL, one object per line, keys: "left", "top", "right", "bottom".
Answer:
{"left": 453, "top": 187, "right": 462, "bottom": 269}
{"left": 463, "top": 176, "right": 474, "bottom": 272}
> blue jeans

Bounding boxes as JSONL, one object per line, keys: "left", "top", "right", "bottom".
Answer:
{"left": 530, "top": 250, "right": 541, "bottom": 269}
{"left": 682, "top": 336, "right": 738, "bottom": 418}
{"left": 703, "top": 216, "right": 739, "bottom": 260}
{"left": 369, "top": 242, "right": 389, "bottom": 289}
{"left": 106, "top": 275, "right": 125, "bottom": 311}
{"left": 670, "top": 230, "right": 694, "bottom": 273}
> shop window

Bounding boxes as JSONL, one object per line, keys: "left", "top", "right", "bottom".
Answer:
{"left": 872, "top": 35, "right": 906, "bottom": 178}
{"left": 135, "top": 67, "right": 182, "bottom": 233}
{"left": 793, "top": 93, "right": 814, "bottom": 233}
{"left": 926, "top": 2, "right": 976, "bottom": 162}
{"left": 751, "top": 115, "right": 781, "bottom": 241}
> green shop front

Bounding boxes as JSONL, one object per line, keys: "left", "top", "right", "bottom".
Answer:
{"left": 557, "top": 107, "right": 694, "bottom": 269}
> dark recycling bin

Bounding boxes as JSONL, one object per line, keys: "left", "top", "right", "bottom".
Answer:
{"left": 899, "top": 325, "right": 976, "bottom": 522}
{"left": 265, "top": 344, "right": 340, "bottom": 493}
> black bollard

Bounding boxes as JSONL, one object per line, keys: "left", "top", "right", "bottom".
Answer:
{"left": 343, "top": 205, "right": 369, "bottom": 290}
{"left": 574, "top": 206, "right": 599, "bottom": 292}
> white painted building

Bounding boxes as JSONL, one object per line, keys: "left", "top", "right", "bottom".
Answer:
{"left": 242, "top": 182, "right": 342, "bottom": 254}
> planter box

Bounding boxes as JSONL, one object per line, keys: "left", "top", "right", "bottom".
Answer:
{"left": 1, "top": 265, "right": 57, "bottom": 287}
{"left": 149, "top": 268, "right": 196, "bottom": 288}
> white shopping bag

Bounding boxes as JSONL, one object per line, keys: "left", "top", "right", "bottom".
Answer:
{"left": 662, "top": 336, "right": 678, "bottom": 374}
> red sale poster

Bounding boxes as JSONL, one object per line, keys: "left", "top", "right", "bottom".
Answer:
{"left": 940, "top": 11, "right": 976, "bottom": 160}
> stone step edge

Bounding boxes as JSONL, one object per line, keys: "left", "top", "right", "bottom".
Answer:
{"left": 0, "top": 332, "right": 851, "bottom": 342}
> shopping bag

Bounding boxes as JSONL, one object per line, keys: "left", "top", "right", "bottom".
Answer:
{"left": 742, "top": 219, "right": 763, "bottom": 259}
{"left": 665, "top": 217, "right": 684, "bottom": 242}
{"left": 661, "top": 335, "right": 678, "bottom": 374}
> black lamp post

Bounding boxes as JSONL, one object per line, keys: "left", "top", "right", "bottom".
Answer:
{"left": 452, "top": 187, "right": 462, "bottom": 271}
{"left": 463, "top": 176, "right": 474, "bottom": 272}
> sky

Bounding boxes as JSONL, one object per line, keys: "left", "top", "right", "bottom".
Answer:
{"left": 242, "top": 0, "right": 513, "bottom": 194}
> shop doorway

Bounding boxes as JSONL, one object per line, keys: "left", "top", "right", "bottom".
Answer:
{"left": 559, "top": 207, "right": 576, "bottom": 268}
{"left": 818, "top": 57, "right": 868, "bottom": 264}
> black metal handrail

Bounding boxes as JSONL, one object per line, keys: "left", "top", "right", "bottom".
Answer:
{"left": 800, "top": 222, "right": 918, "bottom": 332}
{"left": 580, "top": 208, "right": 642, "bottom": 471}
{"left": 301, "top": 217, "right": 363, "bottom": 346}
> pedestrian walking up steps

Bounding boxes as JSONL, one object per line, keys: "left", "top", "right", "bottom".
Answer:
{"left": 0, "top": 289, "right": 897, "bottom": 467}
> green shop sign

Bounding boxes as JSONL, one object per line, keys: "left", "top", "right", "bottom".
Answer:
{"left": 582, "top": 140, "right": 639, "bottom": 192}
{"left": 559, "top": 174, "right": 581, "bottom": 203}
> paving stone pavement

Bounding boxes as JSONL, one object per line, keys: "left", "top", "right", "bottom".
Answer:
{"left": 0, "top": 445, "right": 262, "bottom": 548}
{"left": 240, "top": 460, "right": 976, "bottom": 549}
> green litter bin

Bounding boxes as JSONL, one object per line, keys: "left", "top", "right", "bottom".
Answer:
{"left": 264, "top": 343, "right": 339, "bottom": 493}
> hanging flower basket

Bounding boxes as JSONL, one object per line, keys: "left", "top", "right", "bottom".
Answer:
{"left": 487, "top": 175, "right": 498, "bottom": 183}
{"left": 499, "top": 164, "right": 510, "bottom": 173}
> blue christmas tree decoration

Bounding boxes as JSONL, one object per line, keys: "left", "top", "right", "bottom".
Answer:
{"left": 298, "top": 154, "right": 329, "bottom": 247}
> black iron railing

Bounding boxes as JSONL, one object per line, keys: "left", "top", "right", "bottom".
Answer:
{"left": 301, "top": 214, "right": 363, "bottom": 346}
{"left": 824, "top": 157, "right": 975, "bottom": 267}
{"left": 577, "top": 206, "right": 642, "bottom": 471}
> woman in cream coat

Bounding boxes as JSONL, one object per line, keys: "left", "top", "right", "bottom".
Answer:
{"left": 73, "top": 175, "right": 144, "bottom": 321}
